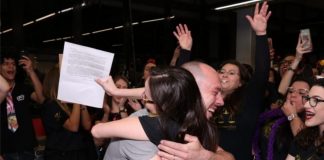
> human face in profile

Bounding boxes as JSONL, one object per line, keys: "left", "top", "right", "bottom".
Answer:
{"left": 303, "top": 85, "right": 324, "bottom": 128}
{"left": 198, "top": 64, "right": 224, "bottom": 119}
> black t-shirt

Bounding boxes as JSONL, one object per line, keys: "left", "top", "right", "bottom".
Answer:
{"left": 216, "top": 35, "right": 270, "bottom": 160}
{"left": 138, "top": 116, "right": 180, "bottom": 146}
{"left": 1, "top": 83, "right": 36, "bottom": 154}
{"left": 41, "top": 100, "right": 89, "bottom": 151}
{"left": 289, "top": 140, "right": 324, "bottom": 160}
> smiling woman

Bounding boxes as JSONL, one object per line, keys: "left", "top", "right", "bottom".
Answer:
{"left": 286, "top": 78, "right": 324, "bottom": 160}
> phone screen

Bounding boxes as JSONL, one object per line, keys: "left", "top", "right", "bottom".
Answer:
{"left": 300, "top": 29, "right": 312, "bottom": 48}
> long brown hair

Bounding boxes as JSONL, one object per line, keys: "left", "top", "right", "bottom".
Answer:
{"left": 43, "top": 66, "right": 71, "bottom": 114}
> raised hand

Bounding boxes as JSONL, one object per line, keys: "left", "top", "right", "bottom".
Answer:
{"left": 18, "top": 55, "right": 34, "bottom": 73}
{"left": 173, "top": 24, "right": 193, "bottom": 51}
{"left": 296, "top": 33, "right": 313, "bottom": 56}
{"left": 96, "top": 76, "right": 118, "bottom": 96}
{"left": 246, "top": 2, "right": 271, "bottom": 35}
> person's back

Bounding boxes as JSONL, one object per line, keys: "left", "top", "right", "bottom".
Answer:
{"left": 104, "top": 109, "right": 158, "bottom": 160}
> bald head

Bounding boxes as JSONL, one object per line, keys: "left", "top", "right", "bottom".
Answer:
{"left": 182, "top": 61, "right": 224, "bottom": 119}
{"left": 182, "top": 61, "right": 217, "bottom": 84}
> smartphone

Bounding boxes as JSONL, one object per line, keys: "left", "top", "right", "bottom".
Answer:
{"left": 300, "top": 29, "right": 312, "bottom": 48}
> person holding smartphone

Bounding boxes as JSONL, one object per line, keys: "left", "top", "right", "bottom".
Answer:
{"left": 1, "top": 53, "right": 45, "bottom": 159}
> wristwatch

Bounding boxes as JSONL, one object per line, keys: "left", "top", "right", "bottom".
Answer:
{"left": 287, "top": 113, "right": 297, "bottom": 121}
{"left": 287, "top": 67, "right": 296, "bottom": 73}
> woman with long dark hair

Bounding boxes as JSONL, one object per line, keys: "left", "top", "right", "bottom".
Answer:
{"left": 286, "top": 79, "right": 324, "bottom": 160}
{"left": 92, "top": 66, "right": 218, "bottom": 159}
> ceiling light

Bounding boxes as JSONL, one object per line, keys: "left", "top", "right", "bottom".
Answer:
{"left": 62, "top": 36, "right": 72, "bottom": 40}
{"left": 23, "top": 21, "right": 34, "bottom": 27}
{"left": 214, "top": 0, "right": 261, "bottom": 11}
{"left": 36, "top": 13, "right": 56, "bottom": 22}
{"left": 0, "top": 28, "right": 13, "bottom": 35}
{"left": 43, "top": 39, "right": 56, "bottom": 43}
{"left": 142, "top": 18, "right": 165, "bottom": 23}
{"left": 92, "top": 28, "right": 113, "bottom": 34}
{"left": 59, "top": 7, "right": 73, "bottom": 13}
{"left": 114, "top": 26, "right": 123, "bottom": 29}
{"left": 82, "top": 32, "right": 91, "bottom": 36}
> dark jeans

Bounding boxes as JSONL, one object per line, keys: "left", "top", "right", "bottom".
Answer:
{"left": 3, "top": 150, "right": 35, "bottom": 160}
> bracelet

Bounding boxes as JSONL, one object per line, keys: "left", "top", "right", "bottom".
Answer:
{"left": 287, "top": 113, "right": 297, "bottom": 121}
{"left": 287, "top": 67, "right": 296, "bottom": 73}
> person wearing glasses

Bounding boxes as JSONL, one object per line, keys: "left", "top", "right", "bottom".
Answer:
{"left": 252, "top": 77, "right": 312, "bottom": 160}
{"left": 286, "top": 78, "right": 324, "bottom": 160}
{"left": 278, "top": 33, "right": 313, "bottom": 96}
{"left": 92, "top": 66, "right": 220, "bottom": 159}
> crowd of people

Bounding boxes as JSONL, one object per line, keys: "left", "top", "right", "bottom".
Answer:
{"left": 0, "top": 1, "right": 323, "bottom": 160}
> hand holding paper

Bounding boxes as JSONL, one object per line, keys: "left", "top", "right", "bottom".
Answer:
{"left": 58, "top": 42, "right": 114, "bottom": 108}
{"left": 95, "top": 76, "right": 118, "bottom": 96}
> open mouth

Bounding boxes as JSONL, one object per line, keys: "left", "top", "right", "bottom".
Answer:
{"left": 221, "top": 79, "right": 228, "bottom": 84}
{"left": 305, "top": 111, "right": 315, "bottom": 120}
{"left": 208, "top": 107, "right": 215, "bottom": 113}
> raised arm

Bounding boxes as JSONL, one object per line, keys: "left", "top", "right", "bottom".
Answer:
{"left": 80, "top": 105, "right": 92, "bottom": 131}
{"left": 91, "top": 116, "right": 148, "bottom": 140}
{"left": 19, "top": 55, "right": 45, "bottom": 104}
{"left": 63, "top": 103, "right": 81, "bottom": 132}
{"left": 170, "top": 46, "right": 181, "bottom": 66}
{"left": 173, "top": 24, "right": 192, "bottom": 66}
{"left": 0, "top": 75, "right": 10, "bottom": 104}
{"left": 96, "top": 76, "right": 144, "bottom": 98}
{"left": 244, "top": 1, "right": 271, "bottom": 114}
{"left": 278, "top": 35, "right": 312, "bottom": 95}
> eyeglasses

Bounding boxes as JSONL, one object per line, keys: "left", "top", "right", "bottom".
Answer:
{"left": 142, "top": 92, "right": 154, "bottom": 104}
{"left": 287, "top": 87, "right": 309, "bottom": 96}
{"left": 219, "top": 69, "right": 239, "bottom": 76}
{"left": 280, "top": 60, "right": 293, "bottom": 66}
{"left": 302, "top": 95, "right": 324, "bottom": 108}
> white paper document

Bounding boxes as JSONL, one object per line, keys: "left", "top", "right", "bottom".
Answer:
{"left": 58, "top": 42, "right": 114, "bottom": 108}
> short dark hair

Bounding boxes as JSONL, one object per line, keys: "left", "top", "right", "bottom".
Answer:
{"left": 1, "top": 52, "right": 18, "bottom": 64}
